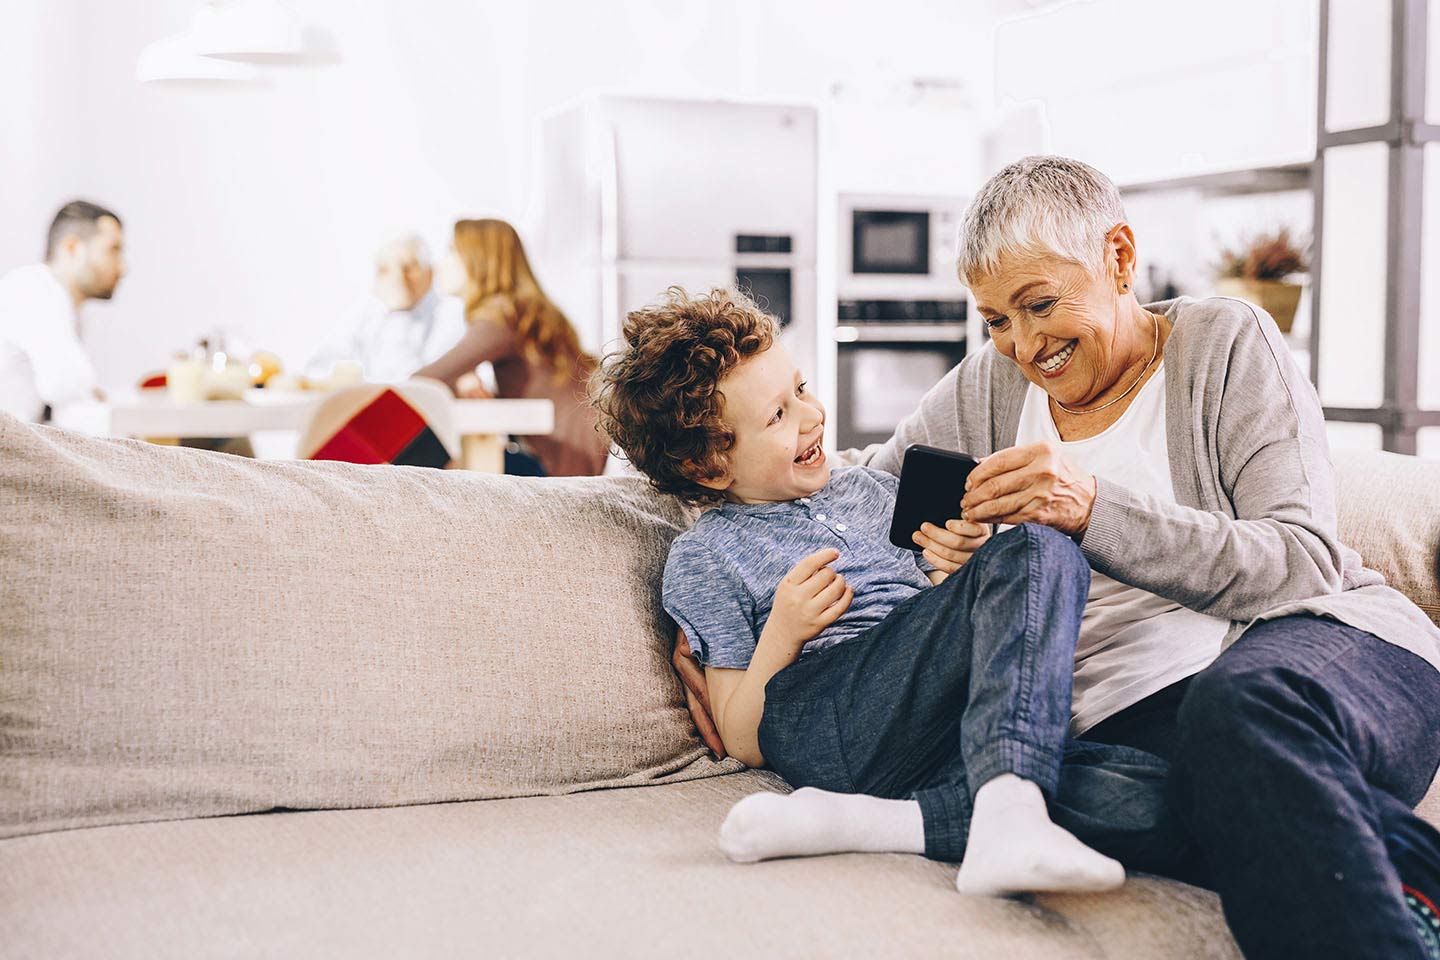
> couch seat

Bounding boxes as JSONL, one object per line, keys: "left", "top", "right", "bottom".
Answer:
{"left": 1, "top": 770, "right": 1242, "bottom": 960}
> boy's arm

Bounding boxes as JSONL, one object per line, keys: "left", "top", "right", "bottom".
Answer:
{"left": 705, "top": 549, "right": 855, "bottom": 767}
{"left": 705, "top": 634, "right": 796, "bottom": 766}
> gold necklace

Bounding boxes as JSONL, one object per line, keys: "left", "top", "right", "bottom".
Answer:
{"left": 1051, "top": 311, "right": 1160, "bottom": 416}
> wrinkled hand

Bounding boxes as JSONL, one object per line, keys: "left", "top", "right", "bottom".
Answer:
{"left": 912, "top": 518, "right": 992, "bottom": 579}
{"left": 960, "top": 441, "right": 1097, "bottom": 536}
{"left": 673, "top": 630, "right": 725, "bottom": 758}
{"left": 766, "top": 548, "right": 854, "bottom": 652}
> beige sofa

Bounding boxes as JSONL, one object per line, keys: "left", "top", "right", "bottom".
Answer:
{"left": 2, "top": 414, "right": 1438, "bottom": 960}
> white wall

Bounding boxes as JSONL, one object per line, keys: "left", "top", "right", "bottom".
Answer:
{"left": 45, "top": 0, "right": 534, "bottom": 387}
{"left": 982, "top": 0, "right": 1322, "bottom": 306}
{"left": 991, "top": 0, "right": 1319, "bottom": 182}
{"left": 0, "top": 1, "right": 84, "bottom": 272}
{"left": 6, "top": 0, "right": 994, "bottom": 392}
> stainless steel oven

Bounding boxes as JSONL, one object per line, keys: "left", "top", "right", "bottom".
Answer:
{"left": 835, "top": 299, "right": 966, "bottom": 449}
{"left": 834, "top": 193, "right": 971, "bottom": 449}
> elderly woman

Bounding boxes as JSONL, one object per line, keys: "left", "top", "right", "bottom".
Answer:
{"left": 675, "top": 157, "right": 1440, "bottom": 959}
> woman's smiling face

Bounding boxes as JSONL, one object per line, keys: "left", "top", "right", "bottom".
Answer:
{"left": 969, "top": 250, "right": 1135, "bottom": 408}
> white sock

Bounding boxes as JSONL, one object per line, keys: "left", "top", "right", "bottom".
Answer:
{"left": 954, "top": 773, "right": 1126, "bottom": 896}
{"left": 718, "top": 787, "right": 926, "bottom": 863}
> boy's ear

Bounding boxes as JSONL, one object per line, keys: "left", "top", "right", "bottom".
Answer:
{"left": 687, "top": 461, "right": 732, "bottom": 493}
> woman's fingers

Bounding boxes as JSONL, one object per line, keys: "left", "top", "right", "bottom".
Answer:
{"left": 962, "top": 461, "right": 1047, "bottom": 513}
{"left": 673, "top": 633, "right": 709, "bottom": 712}
{"left": 966, "top": 489, "right": 1046, "bottom": 524}
{"left": 685, "top": 683, "right": 727, "bottom": 759}
{"left": 672, "top": 632, "right": 726, "bottom": 758}
{"left": 964, "top": 444, "right": 1036, "bottom": 490}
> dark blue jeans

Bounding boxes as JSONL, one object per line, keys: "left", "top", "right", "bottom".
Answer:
{"left": 756, "top": 524, "right": 1189, "bottom": 869}
{"left": 1160, "top": 615, "right": 1440, "bottom": 960}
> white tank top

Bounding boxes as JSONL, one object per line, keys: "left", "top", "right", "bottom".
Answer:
{"left": 1012, "top": 364, "right": 1229, "bottom": 735}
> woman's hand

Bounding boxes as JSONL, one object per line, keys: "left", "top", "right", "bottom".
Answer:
{"left": 960, "top": 442, "right": 1097, "bottom": 536}
{"left": 912, "top": 519, "right": 991, "bottom": 579}
{"left": 673, "top": 630, "right": 726, "bottom": 759}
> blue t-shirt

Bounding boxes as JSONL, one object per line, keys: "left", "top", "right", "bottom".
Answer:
{"left": 662, "top": 466, "right": 935, "bottom": 670}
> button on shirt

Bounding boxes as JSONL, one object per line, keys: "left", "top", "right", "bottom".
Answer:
{"left": 305, "top": 290, "right": 466, "bottom": 382}
{"left": 663, "top": 465, "right": 935, "bottom": 670}
{"left": 0, "top": 264, "right": 95, "bottom": 424}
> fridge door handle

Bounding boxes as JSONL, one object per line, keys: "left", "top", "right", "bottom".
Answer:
{"left": 598, "top": 122, "right": 621, "bottom": 347}
{"left": 598, "top": 123, "right": 621, "bottom": 262}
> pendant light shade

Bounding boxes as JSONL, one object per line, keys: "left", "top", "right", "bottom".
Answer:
{"left": 135, "top": 1, "right": 338, "bottom": 85}
{"left": 135, "top": 26, "right": 263, "bottom": 85}
{"left": 190, "top": 0, "right": 340, "bottom": 66}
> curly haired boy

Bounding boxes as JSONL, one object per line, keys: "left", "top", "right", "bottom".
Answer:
{"left": 592, "top": 287, "right": 1193, "bottom": 896}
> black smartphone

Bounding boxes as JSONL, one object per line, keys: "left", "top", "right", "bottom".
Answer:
{"left": 888, "top": 444, "right": 980, "bottom": 551}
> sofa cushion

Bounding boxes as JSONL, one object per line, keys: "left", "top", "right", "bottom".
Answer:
{"left": 0, "top": 770, "right": 1244, "bottom": 960}
{"left": 0, "top": 416, "right": 736, "bottom": 840}
{"left": 1332, "top": 449, "right": 1440, "bottom": 626}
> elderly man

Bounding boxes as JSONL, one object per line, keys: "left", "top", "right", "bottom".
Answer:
{"left": 306, "top": 232, "right": 466, "bottom": 383}
{"left": 0, "top": 200, "right": 126, "bottom": 430}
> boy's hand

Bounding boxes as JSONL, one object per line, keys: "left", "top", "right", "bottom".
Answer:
{"left": 765, "top": 548, "right": 853, "bottom": 651}
{"left": 913, "top": 518, "right": 991, "bottom": 575}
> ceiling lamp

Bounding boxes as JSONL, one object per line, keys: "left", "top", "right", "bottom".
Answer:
{"left": 190, "top": 0, "right": 341, "bottom": 66}
{"left": 135, "top": 21, "right": 263, "bottom": 85}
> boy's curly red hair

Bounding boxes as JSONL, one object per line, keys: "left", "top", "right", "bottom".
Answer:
{"left": 591, "top": 286, "right": 777, "bottom": 504}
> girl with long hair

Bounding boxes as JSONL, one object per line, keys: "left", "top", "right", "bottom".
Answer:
{"left": 416, "top": 218, "right": 607, "bottom": 476}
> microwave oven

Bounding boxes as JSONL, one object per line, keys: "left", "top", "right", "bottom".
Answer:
{"left": 838, "top": 193, "right": 969, "bottom": 298}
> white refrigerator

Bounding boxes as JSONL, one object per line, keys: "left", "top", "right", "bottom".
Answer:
{"left": 532, "top": 95, "right": 819, "bottom": 380}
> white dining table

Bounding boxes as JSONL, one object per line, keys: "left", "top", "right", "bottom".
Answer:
{"left": 102, "top": 393, "right": 555, "bottom": 472}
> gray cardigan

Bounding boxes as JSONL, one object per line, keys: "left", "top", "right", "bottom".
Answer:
{"left": 857, "top": 296, "right": 1440, "bottom": 674}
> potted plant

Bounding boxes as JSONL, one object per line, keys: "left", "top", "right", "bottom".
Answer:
{"left": 1214, "top": 227, "right": 1309, "bottom": 333}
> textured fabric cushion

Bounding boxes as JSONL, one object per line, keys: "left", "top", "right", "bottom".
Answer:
{"left": 0, "top": 770, "right": 1243, "bottom": 960}
{"left": 0, "top": 415, "right": 736, "bottom": 840}
{"left": 1260, "top": 449, "right": 1440, "bottom": 820}
{"left": 1332, "top": 449, "right": 1440, "bottom": 626}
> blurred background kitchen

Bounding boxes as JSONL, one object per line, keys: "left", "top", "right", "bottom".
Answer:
{"left": 3, "top": 0, "right": 1437, "bottom": 465}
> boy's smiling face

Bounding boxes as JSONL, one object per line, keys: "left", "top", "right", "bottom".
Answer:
{"left": 697, "top": 343, "right": 829, "bottom": 504}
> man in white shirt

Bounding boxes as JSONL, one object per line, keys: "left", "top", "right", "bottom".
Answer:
{"left": 0, "top": 201, "right": 126, "bottom": 429}
{"left": 306, "top": 232, "right": 466, "bottom": 383}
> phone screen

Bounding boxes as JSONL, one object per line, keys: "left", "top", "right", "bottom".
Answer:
{"left": 888, "top": 444, "right": 980, "bottom": 550}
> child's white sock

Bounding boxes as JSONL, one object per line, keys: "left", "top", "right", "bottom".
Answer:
{"left": 954, "top": 773, "right": 1126, "bottom": 896}
{"left": 718, "top": 787, "right": 926, "bottom": 862}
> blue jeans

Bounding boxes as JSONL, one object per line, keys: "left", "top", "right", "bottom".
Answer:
{"left": 756, "top": 524, "right": 1189, "bottom": 869}
{"left": 1163, "top": 614, "right": 1440, "bottom": 960}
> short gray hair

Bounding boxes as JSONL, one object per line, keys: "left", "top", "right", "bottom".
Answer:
{"left": 375, "top": 231, "right": 431, "bottom": 267}
{"left": 957, "top": 156, "right": 1126, "bottom": 284}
